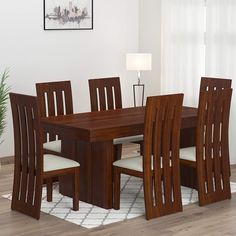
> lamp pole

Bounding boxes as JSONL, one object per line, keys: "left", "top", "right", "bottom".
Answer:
{"left": 133, "top": 70, "right": 144, "bottom": 107}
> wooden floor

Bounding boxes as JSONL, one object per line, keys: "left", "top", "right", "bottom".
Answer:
{"left": 1, "top": 147, "right": 236, "bottom": 236}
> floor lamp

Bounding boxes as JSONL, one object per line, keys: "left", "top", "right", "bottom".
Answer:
{"left": 126, "top": 53, "right": 152, "bottom": 107}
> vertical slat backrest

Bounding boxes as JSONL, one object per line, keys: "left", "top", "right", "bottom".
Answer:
{"left": 200, "top": 77, "right": 232, "bottom": 92}
{"left": 143, "top": 94, "right": 183, "bottom": 219}
{"left": 10, "top": 93, "right": 43, "bottom": 219}
{"left": 88, "top": 77, "right": 122, "bottom": 111}
{"left": 196, "top": 89, "right": 232, "bottom": 205}
{"left": 36, "top": 81, "right": 73, "bottom": 142}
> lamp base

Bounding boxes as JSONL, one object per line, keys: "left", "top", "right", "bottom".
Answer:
{"left": 133, "top": 83, "right": 145, "bottom": 107}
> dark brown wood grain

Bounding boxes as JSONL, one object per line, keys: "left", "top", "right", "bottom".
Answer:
{"left": 41, "top": 107, "right": 197, "bottom": 142}
{"left": 41, "top": 104, "right": 197, "bottom": 209}
{"left": 10, "top": 93, "right": 43, "bottom": 219}
{"left": 113, "top": 94, "right": 184, "bottom": 219}
{"left": 88, "top": 77, "right": 122, "bottom": 111}
{"left": 36, "top": 80, "right": 73, "bottom": 143}
{"left": 10, "top": 93, "right": 80, "bottom": 219}
{"left": 180, "top": 77, "right": 232, "bottom": 189}
{"left": 200, "top": 77, "right": 232, "bottom": 92}
{"left": 196, "top": 88, "right": 232, "bottom": 205}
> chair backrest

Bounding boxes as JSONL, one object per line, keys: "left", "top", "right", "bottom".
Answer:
{"left": 10, "top": 93, "right": 43, "bottom": 219}
{"left": 143, "top": 93, "right": 184, "bottom": 219}
{"left": 200, "top": 77, "right": 232, "bottom": 92}
{"left": 36, "top": 81, "right": 73, "bottom": 142}
{"left": 196, "top": 88, "right": 232, "bottom": 205}
{"left": 88, "top": 77, "right": 122, "bottom": 111}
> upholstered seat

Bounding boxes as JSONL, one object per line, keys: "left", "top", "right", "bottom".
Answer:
{"left": 113, "top": 156, "right": 143, "bottom": 172}
{"left": 180, "top": 147, "right": 196, "bottom": 162}
{"left": 44, "top": 154, "right": 80, "bottom": 172}
{"left": 113, "top": 154, "right": 169, "bottom": 172}
{"left": 113, "top": 135, "right": 143, "bottom": 145}
{"left": 43, "top": 140, "right": 62, "bottom": 153}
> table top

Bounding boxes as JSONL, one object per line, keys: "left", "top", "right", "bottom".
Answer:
{"left": 41, "top": 106, "right": 198, "bottom": 142}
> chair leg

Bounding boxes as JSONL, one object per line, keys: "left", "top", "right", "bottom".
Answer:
{"left": 114, "top": 144, "right": 122, "bottom": 161}
{"left": 139, "top": 141, "right": 144, "bottom": 155}
{"left": 113, "top": 167, "right": 121, "bottom": 210}
{"left": 46, "top": 178, "right": 53, "bottom": 202}
{"left": 72, "top": 168, "right": 80, "bottom": 211}
{"left": 135, "top": 141, "right": 143, "bottom": 155}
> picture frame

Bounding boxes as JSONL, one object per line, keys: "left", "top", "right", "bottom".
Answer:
{"left": 43, "top": 0, "right": 93, "bottom": 30}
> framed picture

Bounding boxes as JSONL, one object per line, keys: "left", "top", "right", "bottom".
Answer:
{"left": 44, "top": 0, "right": 93, "bottom": 30}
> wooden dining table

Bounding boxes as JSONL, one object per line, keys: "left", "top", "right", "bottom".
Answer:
{"left": 41, "top": 106, "right": 198, "bottom": 209}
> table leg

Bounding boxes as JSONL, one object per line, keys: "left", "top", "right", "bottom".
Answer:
{"left": 59, "top": 139, "right": 114, "bottom": 209}
{"left": 180, "top": 127, "right": 196, "bottom": 148}
{"left": 90, "top": 141, "right": 113, "bottom": 209}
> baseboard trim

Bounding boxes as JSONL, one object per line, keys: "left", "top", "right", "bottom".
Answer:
{"left": 0, "top": 156, "right": 14, "bottom": 165}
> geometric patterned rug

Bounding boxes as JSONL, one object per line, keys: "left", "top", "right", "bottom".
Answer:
{"left": 3, "top": 176, "right": 236, "bottom": 229}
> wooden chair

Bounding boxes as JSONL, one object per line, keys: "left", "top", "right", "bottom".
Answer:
{"left": 36, "top": 81, "right": 73, "bottom": 155}
{"left": 180, "top": 77, "right": 232, "bottom": 189}
{"left": 113, "top": 94, "right": 184, "bottom": 219}
{"left": 10, "top": 93, "right": 80, "bottom": 219}
{"left": 36, "top": 81, "right": 74, "bottom": 201}
{"left": 180, "top": 88, "right": 232, "bottom": 206}
{"left": 88, "top": 77, "right": 143, "bottom": 160}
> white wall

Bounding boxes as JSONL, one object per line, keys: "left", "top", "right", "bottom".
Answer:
{"left": 0, "top": 0, "right": 140, "bottom": 157}
{"left": 139, "top": 0, "right": 162, "bottom": 98}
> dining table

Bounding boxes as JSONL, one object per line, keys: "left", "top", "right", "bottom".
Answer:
{"left": 41, "top": 106, "right": 198, "bottom": 209}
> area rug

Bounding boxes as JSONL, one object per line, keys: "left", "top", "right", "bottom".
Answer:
{"left": 3, "top": 176, "right": 236, "bottom": 229}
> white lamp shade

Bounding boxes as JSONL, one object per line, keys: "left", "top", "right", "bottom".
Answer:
{"left": 126, "top": 53, "right": 152, "bottom": 71}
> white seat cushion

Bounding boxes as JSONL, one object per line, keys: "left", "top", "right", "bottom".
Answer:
{"left": 113, "top": 153, "right": 175, "bottom": 172}
{"left": 113, "top": 155, "right": 143, "bottom": 172}
{"left": 43, "top": 140, "right": 61, "bottom": 153}
{"left": 44, "top": 154, "right": 80, "bottom": 172}
{"left": 113, "top": 135, "right": 143, "bottom": 145}
{"left": 180, "top": 147, "right": 196, "bottom": 162}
